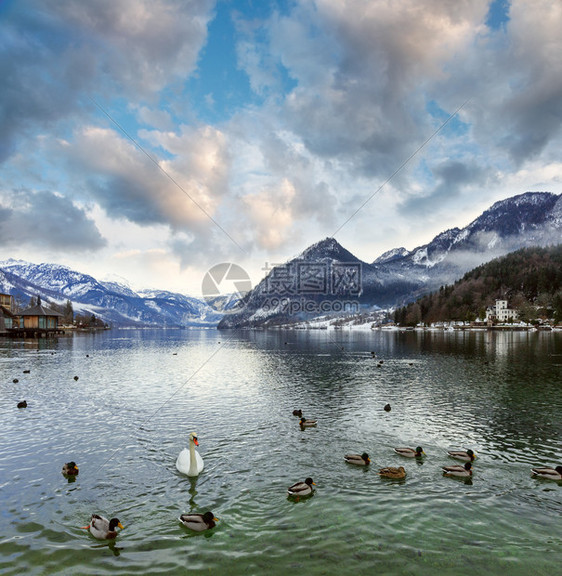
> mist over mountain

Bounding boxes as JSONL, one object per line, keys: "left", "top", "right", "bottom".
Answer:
{"left": 219, "top": 192, "right": 562, "bottom": 328}
{"left": 1, "top": 192, "right": 560, "bottom": 329}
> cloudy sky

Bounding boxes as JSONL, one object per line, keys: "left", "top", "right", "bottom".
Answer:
{"left": 1, "top": 0, "right": 561, "bottom": 295}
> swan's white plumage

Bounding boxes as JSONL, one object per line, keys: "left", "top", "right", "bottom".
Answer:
{"left": 176, "top": 432, "right": 204, "bottom": 477}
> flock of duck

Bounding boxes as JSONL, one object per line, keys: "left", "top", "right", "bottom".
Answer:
{"left": 69, "top": 412, "right": 560, "bottom": 540}
{"left": 285, "top": 417, "right": 561, "bottom": 492}
{"left": 56, "top": 388, "right": 562, "bottom": 541}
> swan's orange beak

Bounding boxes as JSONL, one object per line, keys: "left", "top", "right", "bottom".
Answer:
{"left": 194, "top": 438, "right": 199, "bottom": 446}
{"left": 80, "top": 525, "right": 90, "bottom": 530}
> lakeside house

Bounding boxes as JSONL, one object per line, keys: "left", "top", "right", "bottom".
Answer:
{"left": 0, "top": 294, "right": 65, "bottom": 337}
{"left": 18, "top": 303, "right": 64, "bottom": 331}
{"left": 485, "top": 299, "right": 518, "bottom": 323}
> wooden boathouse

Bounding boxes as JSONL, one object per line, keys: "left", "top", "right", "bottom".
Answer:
{"left": 11, "top": 303, "right": 65, "bottom": 337}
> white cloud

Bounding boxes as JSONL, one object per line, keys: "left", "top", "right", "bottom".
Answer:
{"left": 2, "top": 0, "right": 562, "bottom": 294}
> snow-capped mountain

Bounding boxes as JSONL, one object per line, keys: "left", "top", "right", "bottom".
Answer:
{"left": 2, "top": 191, "right": 560, "bottom": 329}
{"left": 0, "top": 259, "right": 223, "bottom": 327}
{"left": 374, "top": 191, "right": 562, "bottom": 299}
{"left": 219, "top": 191, "right": 562, "bottom": 328}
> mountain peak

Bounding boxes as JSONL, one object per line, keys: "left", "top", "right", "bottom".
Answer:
{"left": 300, "top": 237, "right": 362, "bottom": 263}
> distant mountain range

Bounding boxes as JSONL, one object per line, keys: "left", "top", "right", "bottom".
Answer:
{"left": 1, "top": 191, "right": 560, "bottom": 328}
{"left": 0, "top": 260, "right": 223, "bottom": 327}
{"left": 219, "top": 191, "right": 562, "bottom": 328}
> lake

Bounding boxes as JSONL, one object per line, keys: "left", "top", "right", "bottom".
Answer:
{"left": 0, "top": 328, "right": 560, "bottom": 575}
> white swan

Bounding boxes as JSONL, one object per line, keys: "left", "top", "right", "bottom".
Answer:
{"left": 176, "top": 432, "right": 204, "bottom": 477}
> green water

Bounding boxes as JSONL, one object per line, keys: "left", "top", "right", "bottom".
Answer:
{"left": 0, "top": 329, "right": 560, "bottom": 575}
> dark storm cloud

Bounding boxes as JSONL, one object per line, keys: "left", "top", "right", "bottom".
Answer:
{"left": 0, "top": 189, "right": 106, "bottom": 250}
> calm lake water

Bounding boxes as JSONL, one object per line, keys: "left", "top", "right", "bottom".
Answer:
{"left": 0, "top": 328, "right": 560, "bottom": 575}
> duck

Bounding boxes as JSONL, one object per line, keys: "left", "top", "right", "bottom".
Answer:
{"left": 394, "top": 446, "right": 425, "bottom": 458}
{"left": 299, "top": 417, "right": 317, "bottom": 428}
{"left": 384, "top": 403, "right": 391, "bottom": 412}
{"left": 17, "top": 400, "right": 27, "bottom": 409}
{"left": 447, "top": 449, "right": 476, "bottom": 462}
{"left": 179, "top": 511, "right": 219, "bottom": 532}
{"left": 176, "top": 432, "right": 204, "bottom": 477}
{"left": 530, "top": 466, "right": 562, "bottom": 480}
{"left": 81, "top": 514, "right": 123, "bottom": 539}
{"left": 344, "top": 452, "right": 371, "bottom": 466}
{"left": 62, "top": 461, "right": 79, "bottom": 476}
{"left": 287, "top": 477, "right": 315, "bottom": 497}
{"left": 442, "top": 462, "right": 472, "bottom": 477}
{"left": 379, "top": 466, "right": 406, "bottom": 479}
{"left": 292, "top": 409, "right": 303, "bottom": 417}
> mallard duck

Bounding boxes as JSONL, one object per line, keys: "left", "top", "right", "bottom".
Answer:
{"left": 531, "top": 466, "right": 562, "bottom": 480}
{"left": 62, "top": 462, "right": 79, "bottom": 476}
{"left": 343, "top": 452, "right": 371, "bottom": 466}
{"left": 176, "top": 432, "right": 204, "bottom": 477}
{"left": 179, "top": 511, "right": 218, "bottom": 532}
{"left": 379, "top": 466, "right": 406, "bottom": 479}
{"left": 442, "top": 462, "right": 472, "bottom": 477}
{"left": 299, "top": 417, "right": 317, "bottom": 428}
{"left": 384, "top": 403, "right": 391, "bottom": 412}
{"left": 292, "top": 409, "right": 303, "bottom": 417}
{"left": 394, "top": 446, "right": 425, "bottom": 458}
{"left": 287, "top": 477, "right": 315, "bottom": 497}
{"left": 81, "top": 514, "right": 123, "bottom": 539}
{"left": 17, "top": 400, "right": 27, "bottom": 408}
{"left": 344, "top": 452, "right": 371, "bottom": 466}
{"left": 447, "top": 449, "right": 476, "bottom": 462}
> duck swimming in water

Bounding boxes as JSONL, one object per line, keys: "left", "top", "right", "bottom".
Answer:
{"left": 344, "top": 452, "right": 371, "bottom": 466}
{"left": 442, "top": 462, "right": 472, "bottom": 477}
{"left": 287, "top": 477, "right": 315, "bottom": 497}
{"left": 179, "top": 511, "right": 218, "bottom": 532}
{"left": 299, "top": 417, "right": 317, "bottom": 428}
{"left": 379, "top": 466, "right": 406, "bottom": 479}
{"left": 530, "top": 466, "right": 562, "bottom": 480}
{"left": 81, "top": 514, "right": 123, "bottom": 539}
{"left": 394, "top": 447, "right": 425, "bottom": 458}
{"left": 61, "top": 462, "right": 79, "bottom": 476}
{"left": 447, "top": 449, "right": 476, "bottom": 462}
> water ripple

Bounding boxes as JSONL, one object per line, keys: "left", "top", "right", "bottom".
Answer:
{"left": 0, "top": 329, "right": 560, "bottom": 575}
